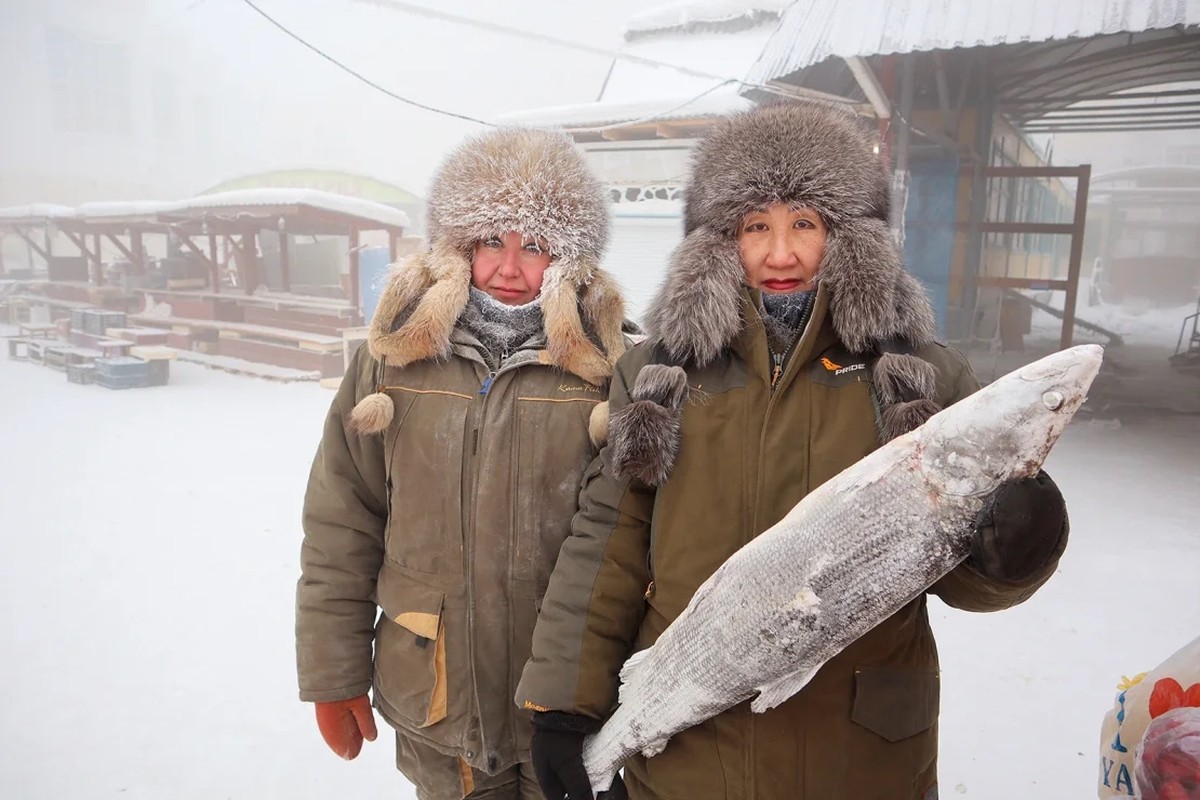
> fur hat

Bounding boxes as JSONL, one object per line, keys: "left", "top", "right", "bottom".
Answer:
{"left": 611, "top": 102, "right": 943, "bottom": 482}
{"left": 352, "top": 127, "right": 626, "bottom": 435}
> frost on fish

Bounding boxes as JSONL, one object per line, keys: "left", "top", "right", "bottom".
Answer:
{"left": 581, "top": 345, "right": 1103, "bottom": 793}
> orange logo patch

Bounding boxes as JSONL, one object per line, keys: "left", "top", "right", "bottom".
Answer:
{"left": 821, "top": 357, "right": 843, "bottom": 371}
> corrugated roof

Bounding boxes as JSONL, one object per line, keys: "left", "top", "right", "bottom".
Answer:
{"left": 749, "top": 0, "right": 1200, "bottom": 85}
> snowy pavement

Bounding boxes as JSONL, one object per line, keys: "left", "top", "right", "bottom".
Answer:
{"left": 1, "top": 340, "right": 1197, "bottom": 799}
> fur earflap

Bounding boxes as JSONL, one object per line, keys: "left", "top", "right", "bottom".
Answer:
{"left": 643, "top": 229, "right": 745, "bottom": 368}
{"left": 610, "top": 365, "right": 690, "bottom": 486}
{"left": 348, "top": 392, "right": 395, "bottom": 436}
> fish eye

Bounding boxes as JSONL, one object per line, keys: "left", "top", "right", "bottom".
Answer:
{"left": 1042, "top": 390, "right": 1064, "bottom": 411}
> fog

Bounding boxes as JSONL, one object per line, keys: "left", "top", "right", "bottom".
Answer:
{"left": 1, "top": 2, "right": 1198, "bottom": 799}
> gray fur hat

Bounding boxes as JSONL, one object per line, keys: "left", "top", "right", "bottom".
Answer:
{"left": 645, "top": 101, "right": 936, "bottom": 366}
{"left": 424, "top": 126, "right": 610, "bottom": 279}
{"left": 684, "top": 102, "right": 890, "bottom": 236}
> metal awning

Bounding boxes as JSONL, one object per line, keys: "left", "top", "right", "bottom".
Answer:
{"left": 746, "top": 0, "right": 1200, "bottom": 134}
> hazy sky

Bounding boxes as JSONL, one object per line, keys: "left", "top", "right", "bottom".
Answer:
{"left": 158, "top": 0, "right": 658, "bottom": 194}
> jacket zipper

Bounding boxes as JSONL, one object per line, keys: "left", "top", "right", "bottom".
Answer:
{"left": 463, "top": 347, "right": 523, "bottom": 765}
{"left": 769, "top": 335, "right": 800, "bottom": 391}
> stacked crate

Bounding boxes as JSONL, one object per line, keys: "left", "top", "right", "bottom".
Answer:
{"left": 80, "top": 309, "right": 126, "bottom": 336}
{"left": 94, "top": 357, "right": 151, "bottom": 390}
{"left": 67, "top": 363, "right": 96, "bottom": 385}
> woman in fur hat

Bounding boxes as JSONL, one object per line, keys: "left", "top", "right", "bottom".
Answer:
{"left": 519, "top": 102, "right": 1070, "bottom": 800}
{"left": 296, "top": 127, "right": 630, "bottom": 800}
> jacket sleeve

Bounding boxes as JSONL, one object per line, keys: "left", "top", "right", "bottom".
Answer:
{"left": 515, "top": 354, "right": 656, "bottom": 720}
{"left": 926, "top": 347, "right": 1068, "bottom": 612}
{"left": 296, "top": 345, "right": 388, "bottom": 702}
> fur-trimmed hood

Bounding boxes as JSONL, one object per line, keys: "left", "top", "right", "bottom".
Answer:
{"left": 350, "top": 127, "right": 626, "bottom": 434}
{"left": 645, "top": 101, "right": 936, "bottom": 366}
{"left": 611, "top": 103, "right": 944, "bottom": 481}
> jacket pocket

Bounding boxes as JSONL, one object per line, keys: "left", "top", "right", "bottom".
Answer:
{"left": 850, "top": 665, "right": 939, "bottom": 742}
{"left": 509, "top": 396, "right": 596, "bottom": 586}
{"left": 375, "top": 569, "right": 448, "bottom": 728}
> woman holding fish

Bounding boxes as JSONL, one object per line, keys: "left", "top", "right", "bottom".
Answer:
{"left": 521, "top": 102, "right": 1071, "bottom": 800}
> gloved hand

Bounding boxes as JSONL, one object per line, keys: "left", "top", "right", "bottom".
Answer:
{"left": 971, "top": 470, "right": 1068, "bottom": 583}
{"left": 315, "top": 695, "right": 378, "bottom": 760}
{"left": 531, "top": 712, "right": 627, "bottom": 800}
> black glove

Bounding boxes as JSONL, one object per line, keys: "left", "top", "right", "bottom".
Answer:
{"left": 531, "top": 712, "right": 628, "bottom": 800}
{"left": 970, "top": 470, "right": 1068, "bottom": 583}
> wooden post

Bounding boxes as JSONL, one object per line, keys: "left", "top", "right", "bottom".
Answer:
{"left": 132, "top": 231, "right": 145, "bottom": 274}
{"left": 242, "top": 232, "right": 258, "bottom": 295}
{"left": 209, "top": 234, "right": 220, "bottom": 293}
{"left": 279, "top": 231, "right": 291, "bottom": 293}
{"left": 348, "top": 228, "right": 361, "bottom": 312}
{"left": 389, "top": 230, "right": 398, "bottom": 263}
{"left": 93, "top": 233, "right": 104, "bottom": 285}
{"left": 44, "top": 227, "right": 54, "bottom": 275}
{"left": 1060, "top": 164, "right": 1091, "bottom": 351}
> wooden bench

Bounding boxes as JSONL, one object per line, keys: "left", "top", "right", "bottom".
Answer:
{"left": 129, "top": 314, "right": 343, "bottom": 353}
{"left": 18, "top": 322, "right": 59, "bottom": 339}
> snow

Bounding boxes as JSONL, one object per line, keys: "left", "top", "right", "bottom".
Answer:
{"left": 0, "top": 190, "right": 411, "bottom": 231}
{"left": 0, "top": 203, "right": 75, "bottom": 223}
{"left": 1, "top": 319, "right": 1197, "bottom": 798}
{"left": 625, "top": 0, "right": 791, "bottom": 36}
{"left": 748, "top": 0, "right": 1200, "bottom": 87}
{"left": 180, "top": 188, "right": 411, "bottom": 230}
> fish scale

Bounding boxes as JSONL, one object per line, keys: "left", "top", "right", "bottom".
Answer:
{"left": 581, "top": 344, "right": 1104, "bottom": 793}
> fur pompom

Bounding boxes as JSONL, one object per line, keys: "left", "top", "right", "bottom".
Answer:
{"left": 588, "top": 401, "right": 610, "bottom": 448}
{"left": 878, "top": 398, "right": 941, "bottom": 442}
{"left": 609, "top": 364, "right": 691, "bottom": 485}
{"left": 348, "top": 392, "right": 395, "bottom": 436}
{"left": 610, "top": 400, "right": 683, "bottom": 487}
{"left": 629, "top": 364, "right": 689, "bottom": 411}
{"left": 873, "top": 352, "right": 937, "bottom": 406}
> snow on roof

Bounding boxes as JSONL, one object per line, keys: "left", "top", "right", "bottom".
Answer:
{"left": 0, "top": 190, "right": 410, "bottom": 231}
{"left": 749, "top": 0, "right": 1200, "bottom": 85}
{"left": 75, "top": 201, "right": 174, "bottom": 221}
{"left": 625, "top": 0, "right": 790, "bottom": 38}
{"left": 181, "top": 188, "right": 410, "bottom": 229}
{"left": 0, "top": 204, "right": 74, "bottom": 223}
{"left": 496, "top": 89, "right": 751, "bottom": 129}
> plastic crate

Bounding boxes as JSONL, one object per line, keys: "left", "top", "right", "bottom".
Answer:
{"left": 95, "top": 356, "right": 150, "bottom": 379}
{"left": 70, "top": 308, "right": 88, "bottom": 331}
{"left": 67, "top": 363, "right": 95, "bottom": 385}
{"left": 81, "top": 310, "right": 126, "bottom": 336}
{"left": 144, "top": 359, "right": 169, "bottom": 386}
{"left": 95, "top": 372, "right": 146, "bottom": 390}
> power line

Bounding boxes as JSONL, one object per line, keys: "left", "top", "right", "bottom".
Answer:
{"left": 239, "top": 0, "right": 856, "bottom": 134}
{"left": 352, "top": 0, "right": 752, "bottom": 88}
{"left": 239, "top": 0, "right": 494, "bottom": 126}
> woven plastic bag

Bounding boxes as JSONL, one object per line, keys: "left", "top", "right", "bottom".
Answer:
{"left": 1098, "top": 635, "right": 1200, "bottom": 798}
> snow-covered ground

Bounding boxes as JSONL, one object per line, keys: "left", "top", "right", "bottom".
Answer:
{"left": 1, "top": 327, "right": 1197, "bottom": 799}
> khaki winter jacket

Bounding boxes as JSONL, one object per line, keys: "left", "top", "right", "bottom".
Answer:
{"left": 516, "top": 287, "right": 1065, "bottom": 799}
{"left": 297, "top": 126, "right": 627, "bottom": 777}
{"left": 515, "top": 104, "right": 1067, "bottom": 800}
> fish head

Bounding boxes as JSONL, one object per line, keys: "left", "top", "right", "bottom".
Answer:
{"left": 917, "top": 344, "right": 1103, "bottom": 498}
